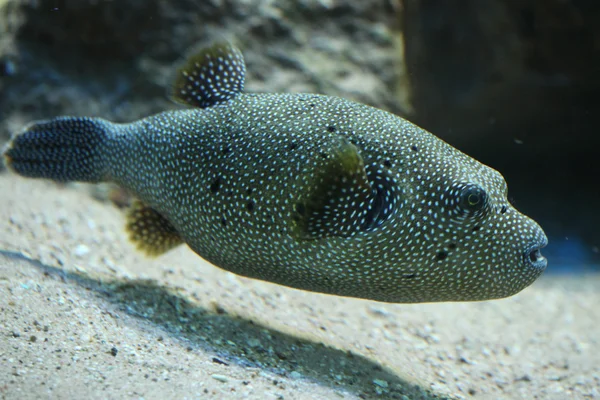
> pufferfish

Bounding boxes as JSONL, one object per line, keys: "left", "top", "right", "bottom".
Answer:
{"left": 2, "top": 42, "right": 548, "bottom": 303}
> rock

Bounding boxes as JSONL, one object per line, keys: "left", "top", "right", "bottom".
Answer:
{"left": 0, "top": 0, "right": 405, "bottom": 141}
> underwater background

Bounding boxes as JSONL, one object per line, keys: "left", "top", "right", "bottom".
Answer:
{"left": 0, "top": 0, "right": 598, "bottom": 399}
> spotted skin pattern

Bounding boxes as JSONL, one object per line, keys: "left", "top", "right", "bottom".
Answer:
{"left": 3, "top": 43, "right": 548, "bottom": 303}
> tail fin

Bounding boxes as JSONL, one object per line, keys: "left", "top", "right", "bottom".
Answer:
{"left": 3, "top": 117, "right": 112, "bottom": 183}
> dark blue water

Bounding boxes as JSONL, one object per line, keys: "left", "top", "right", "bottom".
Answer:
{"left": 545, "top": 235, "right": 599, "bottom": 274}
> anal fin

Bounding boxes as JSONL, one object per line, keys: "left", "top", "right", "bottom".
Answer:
{"left": 126, "top": 200, "right": 183, "bottom": 257}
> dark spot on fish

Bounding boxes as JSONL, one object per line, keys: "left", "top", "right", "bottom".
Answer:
{"left": 246, "top": 188, "right": 253, "bottom": 195}
{"left": 448, "top": 243, "right": 457, "bottom": 250}
{"left": 472, "top": 225, "right": 481, "bottom": 232}
{"left": 319, "top": 152, "right": 329, "bottom": 159}
{"left": 359, "top": 165, "right": 397, "bottom": 232}
{"left": 411, "top": 145, "right": 419, "bottom": 152}
{"left": 309, "top": 103, "right": 316, "bottom": 108}
{"left": 350, "top": 139, "right": 358, "bottom": 146}
{"left": 221, "top": 217, "right": 227, "bottom": 227}
{"left": 436, "top": 251, "right": 448, "bottom": 261}
{"left": 288, "top": 142, "right": 297, "bottom": 151}
{"left": 210, "top": 177, "right": 221, "bottom": 193}
{"left": 501, "top": 205, "right": 507, "bottom": 214}
{"left": 327, "top": 126, "right": 336, "bottom": 133}
{"left": 383, "top": 160, "right": 392, "bottom": 168}
{"left": 246, "top": 200, "right": 255, "bottom": 212}
{"left": 295, "top": 202, "right": 306, "bottom": 216}
{"left": 221, "top": 146, "right": 231, "bottom": 156}
{"left": 403, "top": 273, "right": 416, "bottom": 279}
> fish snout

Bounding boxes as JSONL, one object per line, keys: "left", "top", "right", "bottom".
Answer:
{"left": 524, "top": 232, "right": 548, "bottom": 270}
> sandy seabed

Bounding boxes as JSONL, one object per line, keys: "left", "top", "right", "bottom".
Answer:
{"left": 0, "top": 173, "right": 598, "bottom": 400}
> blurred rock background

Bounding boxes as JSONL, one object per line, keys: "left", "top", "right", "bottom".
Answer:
{"left": 0, "top": 0, "right": 598, "bottom": 269}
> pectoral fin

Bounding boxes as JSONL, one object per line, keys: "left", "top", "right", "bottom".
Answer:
{"left": 292, "top": 137, "right": 398, "bottom": 240}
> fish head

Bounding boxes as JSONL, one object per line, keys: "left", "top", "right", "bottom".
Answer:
{"left": 395, "top": 138, "right": 548, "bottom": 302}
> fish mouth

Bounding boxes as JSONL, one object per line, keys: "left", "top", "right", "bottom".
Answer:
{"left": 524, "top": 237, "right": 548, "bottom": 270}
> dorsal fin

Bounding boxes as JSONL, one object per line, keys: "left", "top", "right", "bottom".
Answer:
{"left": 171, "top": 42, "right": 246, "bottom": 108}
{"left": 292, "top": 138, "right": 398, "bottom": 240}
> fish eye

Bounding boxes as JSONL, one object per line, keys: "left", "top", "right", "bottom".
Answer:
{"left": 441, "top": 182, "right": 488, "bottom": 219}
{"left": 459, "top": 184, "right": 487, "bottom": 213}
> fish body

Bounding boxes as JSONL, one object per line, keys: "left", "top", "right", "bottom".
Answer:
{"left": 3, "top": 43, "right": 548, "bottom": 303}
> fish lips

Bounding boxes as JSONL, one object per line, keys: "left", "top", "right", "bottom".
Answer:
{"left": 524, "top": 235, "right": 549, "bottom": 271}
